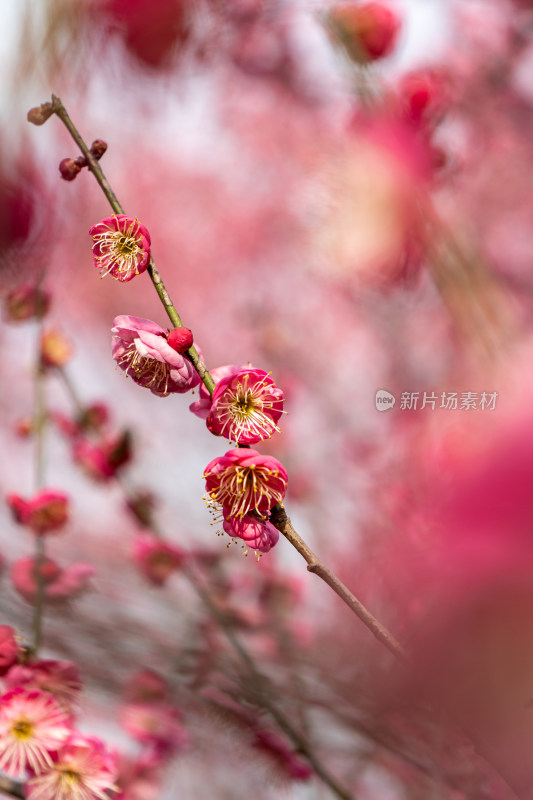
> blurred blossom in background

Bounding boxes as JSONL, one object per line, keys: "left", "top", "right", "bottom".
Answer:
{"left": 3, "top": 0, "right": 533, "bottom": 798}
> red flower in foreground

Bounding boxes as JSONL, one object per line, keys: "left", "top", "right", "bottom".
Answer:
{"left": 4, "top": 661, "right": 82, "bottom": 711}
{"left": 7, "top": 490, "right": 69, "bottom": 535}
{"left": 0, "top": 688, "right": 71, "bottom": 776}
{"left": 204, "top": 448, "right": 288, "bottom": 520}
{"left": 206, "top": 368, "right": 284, "bottom": 445}
{"left": 25, "top": 733, "right": 117, "bottom": 800}
{"left": 89, "top": 215, "right": 151, "bottom": 282}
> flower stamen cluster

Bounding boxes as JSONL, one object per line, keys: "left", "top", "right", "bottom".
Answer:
{"left": 206, "top": 368, "right": 284, "bottom": 444}
{"left": 89, "top": 215, "right": 151, "bottom": 282}
{"left": 203, "top": 449, "right": 288, "bottom": 521}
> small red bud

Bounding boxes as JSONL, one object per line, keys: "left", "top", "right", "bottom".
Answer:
{"left": 27, "top": 102, "right": 54, "bottom": 126}
{"left": 167, "top": 327, "right": 194, "bottom": 352}
{"left": 59, "top": 158, "right": 82, "bottom": 181}
{"left": 90, "top": 139, "right": 108, "bottom": 160}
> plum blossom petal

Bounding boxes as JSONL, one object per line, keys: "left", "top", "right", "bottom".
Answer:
{"left": 25, "top": 733, "right": 117, "bottom": 800}
{"left": 112, "top": 316, "right": 200, "bottom": 397}
{"left": 223, "top": 513, "right": 279, "bottom": 553}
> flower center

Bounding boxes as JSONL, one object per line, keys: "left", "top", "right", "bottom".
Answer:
{"left": 118, "top": 341, "right": 172, "bottom": 395}
{"left": 115, "top": 234, "right": 137, "bottom": 255}
{"left": 215, "top": 376, "right": 282, "bottom": 442}
{"left": 207, "top": 463, "right": 284, "bottom": 519}
{"left": 60, "top": 768, "right": 81, "bottom": 783}
{"left": 12, "top": 719, "right": 34, "bottom": 740}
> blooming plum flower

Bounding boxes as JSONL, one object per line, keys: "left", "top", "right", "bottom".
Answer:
{"left": 11, "top": 557, "right": 95, "bottom": 604}
{"left": 4, "top": 661, "right": 82, "bottom": 712}
{"left": 132, "top": 533, "right": 185, "bottom": 586}
{"left": 25, "top": 733, "right": 117, "bottom": 800}
{"left": 7, "top": 490, "right": 69, "bottom": 535}
{"left": 89, "top": 215, "right": 151, "bottom": 282}
{"left": 204, "top": 448, "right": 288, "bottom": 519}
{"left": 112, "top": 315, "right": 200, "bottom": 396}
{"left": 0, "top": 625, "right": 19, "bottom": 675}
{"left": 0, "top": 688, "right": 71, "bottom": 776}
{"left": 189, "top": 364, "right": 246, "bottom": 420}
{"left": 223, "top": 513, "right": 279, "bottom": 553}
{"left": 206, "top": 368, "right": 284, "bottom": 444}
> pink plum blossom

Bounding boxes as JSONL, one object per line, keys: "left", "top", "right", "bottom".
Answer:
{"left": 89, "top": 215, "right": 151, "bottom": 282}
{"left": 223, "top": 513, "right": 279, "bottom": 553}
{"left": 189, "top": 364, "right": 246, "bottom": 420}
{"left": 7, "top": 490, "right": 69, "bottom": 535}
{"left": 25, "top": 733, "right": 117, "bottom": 800}
{"left": 73, "top": 430, "right": 132, "bottom": 482}
{"left": 132, "top": 533, "right": 185, "bottom": 586}
{"left": 203, "top": 448, "right": 288, "bottom": 519}
{"left": 0, "top": 625, "right": 19, "bottom": 675}
{"left": 0, "top": 688, "right": 71, "bottom": 776}
{"left": 112, "top": 315, "right": 200, "bottom": 396}
{"left": 206, "top": 368, "right": 284, "bottom": 444}
{"left": 11, "top": 557, "right": 95, "bottom": 603}
{"left": 4, "top": 661, "right": 82, "bottom": 711}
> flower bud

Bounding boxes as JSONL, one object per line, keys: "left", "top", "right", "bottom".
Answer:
{"left": 4, "top": 284, "right": 50, "bottom": 322}
{"left": 167, "top": 327, "right": 194, "bottom": 353}
{"left": 90, "top": 139, "right": 108, "bottom": 160}
{"left": 328, "top": 2, "right": 400, "bottom": 63}
{"left": 59, "top": 158, "right": 82, "bottom": 182}
{"left": 27, "top": 102, "right": 54, "bottom": 126}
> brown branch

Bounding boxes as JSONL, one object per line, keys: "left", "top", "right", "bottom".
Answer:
{"left": 270, "top": 505, "right": 407, "bottom": 661}
{"left": 0, "top": 775, "right": 24, "bottom": 799}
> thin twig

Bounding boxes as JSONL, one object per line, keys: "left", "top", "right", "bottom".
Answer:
{"left": 270, "top": 505, "right": 407, "bottom": 661}
{"left": 0, "top": 775, "right": 25, "bottom": 799}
